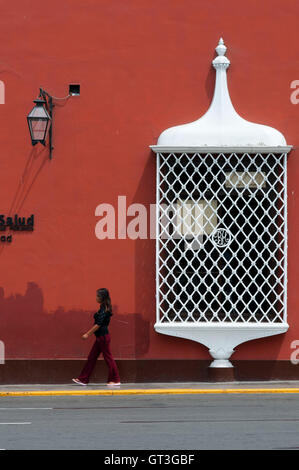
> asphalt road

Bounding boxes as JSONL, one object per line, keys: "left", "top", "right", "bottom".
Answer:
{"left": 0, "top": 394, "right": 299, "bottom": 450}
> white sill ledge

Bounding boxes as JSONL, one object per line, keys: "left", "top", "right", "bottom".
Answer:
{"left": 154, "top": 322, "right": 289, "bottom": 368}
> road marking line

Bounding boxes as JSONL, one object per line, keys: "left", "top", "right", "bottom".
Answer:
{"left": 0, "top": 408, "right": 52, "bottom": 410}
{"left": 0, "top": 422, "right": 31, "bottom": 425}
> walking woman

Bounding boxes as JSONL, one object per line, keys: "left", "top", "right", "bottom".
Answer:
{"left": 72, "top": 288, "right": 121, "bottom": 386}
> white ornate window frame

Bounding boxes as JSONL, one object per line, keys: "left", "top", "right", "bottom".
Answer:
{"left": 151, "top": 146, "right": 291, "bottom": 368}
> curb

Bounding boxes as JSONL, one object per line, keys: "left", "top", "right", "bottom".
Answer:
{"left": 1, "top": 388, "right": 299, "bottom": 397}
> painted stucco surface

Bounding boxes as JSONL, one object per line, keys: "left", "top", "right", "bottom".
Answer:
{"left": 0, "top": 0, "right": 298, "bottom": 361}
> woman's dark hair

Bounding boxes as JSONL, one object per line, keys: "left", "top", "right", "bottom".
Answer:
{"left": 97, "top": 288, "right": 112, "bottom": 314}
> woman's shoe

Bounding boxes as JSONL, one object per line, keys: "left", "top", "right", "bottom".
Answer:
{"left": 107, "top": 382, "right": 121, "bottom": 386}
{"left": 72, "top": 378, "right": 87, "bottom": 386}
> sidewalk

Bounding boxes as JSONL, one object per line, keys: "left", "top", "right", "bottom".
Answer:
{"left": 1, "top": 381, "right": 299, "bottom": 397}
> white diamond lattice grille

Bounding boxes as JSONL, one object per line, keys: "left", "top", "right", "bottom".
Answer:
{"left": 156, "top": 152, "right": 287, "bottom": 324}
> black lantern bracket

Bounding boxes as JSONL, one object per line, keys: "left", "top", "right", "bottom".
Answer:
{"left": 39, "top": 88, "right": 54, "bottom": 159}
{"left": 39, "top": 88, "right": 73, "bottom": 160}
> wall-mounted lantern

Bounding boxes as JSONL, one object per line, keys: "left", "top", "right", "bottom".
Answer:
{"left": 27, "top": 85, "right": 80, "bottom": 159}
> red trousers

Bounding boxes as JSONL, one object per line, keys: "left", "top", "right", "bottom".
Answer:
{"left": 78, "top": 334, "right": 120, "bottom": 384}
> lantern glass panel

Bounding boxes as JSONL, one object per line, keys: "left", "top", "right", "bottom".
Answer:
{"left": 30, "top": 119, "right": 49, "bottom": 142}
{"left": 27, "top": 100, "right": 51, "bottom": 144}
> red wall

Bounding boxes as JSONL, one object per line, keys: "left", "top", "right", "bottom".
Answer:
{"left": 0, "top": 0, "right": 299, "bottom": 362}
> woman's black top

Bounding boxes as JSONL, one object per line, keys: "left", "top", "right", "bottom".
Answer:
{"left": 93, "top": 306, "right": 112, "bottom": 337}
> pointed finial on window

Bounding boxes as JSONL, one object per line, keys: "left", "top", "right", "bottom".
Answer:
{"left": 216, "top": 37, "right": 226, "bottom": 56}
{"left": 155, "top": 37, "right": 288, "bottom": 147}
{"left": 213, "top": 37, "right": 230, "bottom": 70}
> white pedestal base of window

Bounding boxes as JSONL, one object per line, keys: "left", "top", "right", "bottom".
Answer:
{"left": 154, "top": 322, "right": 289, "bottom": 368}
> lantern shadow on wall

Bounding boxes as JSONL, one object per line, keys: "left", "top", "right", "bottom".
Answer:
{"left": 0, "top": 85, "right": 80, "bottom": 257}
